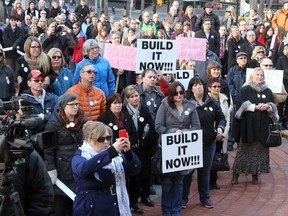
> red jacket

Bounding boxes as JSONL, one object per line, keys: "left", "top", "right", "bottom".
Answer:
{"left": 71, "top": 33, "right": 85, "bottom": 63}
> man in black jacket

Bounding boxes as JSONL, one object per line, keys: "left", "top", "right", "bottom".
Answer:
{"left": 195, "top": 2, "right": 220, "bottom": 32}
{"left": 240, "top": 30, "right": 264, "bottom": 61}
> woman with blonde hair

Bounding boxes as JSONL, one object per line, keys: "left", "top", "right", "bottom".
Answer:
{"left": 47, "top": 48, "right": 73, "bottom": 95}
{"left": 182, "top": 5, "right": 197, "bottom": 31}
{"left": 248, "top": 46, "right": 266, "bottom": 68}
{"left": 142, "top": 26, "right": 157, "bottom": 39}
{"left": 264, "top": 9, "right": 274, "bottom": 23}
{"left": 227, "top": 25, "right": 245, "bottom": 69}
{"left": 17, "top": 36, "right": 52, "bottom": 94}
{"left": 10, "top": 0, "right": 25, "bottom": 21}
{"left": 221, "top": 6, "right": 237, "bottom": 32}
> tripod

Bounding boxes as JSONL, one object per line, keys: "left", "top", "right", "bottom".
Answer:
{"left": 0, "top": 167, "right": 25, "bottom": 216}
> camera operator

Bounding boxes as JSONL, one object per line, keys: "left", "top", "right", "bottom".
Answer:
{"left": 20, "top": 70, "right": 58, "bottom": 128}
{"left": 38, "top": 18, "right": 78, "bottom": 58}
{"left": 0, "top": 127, "right": 54, "bottom": 216}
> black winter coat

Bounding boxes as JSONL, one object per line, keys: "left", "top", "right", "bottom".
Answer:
{"left": 191, "top": 96, "right": 226, "bottom": 146}
{"left": 182, "top": 15, "right": 197, "bottom": 31}
{"left": 195, "top": 12, "right": 220, "bottom": 32}
{"left": 98, "top": 110, "right": 138, "bottom": 147}
{"left": 44, "top": 110, "right": 86, "bottom": 195}
{"left": 227, "top": 37, "right": 245, "bottom": 70}
{"left": 276, "top": 55, "right": 288, "bottom": 80}
{"left": 13, "top": 150, "right": 54, "bottom": 216}
{"left": 3, "top": 25, "right": 22, "bottom": 58}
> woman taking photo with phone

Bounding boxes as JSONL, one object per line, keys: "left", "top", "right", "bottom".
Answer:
{"left": 72, "top": 121, "right": 141, "bottom": 216}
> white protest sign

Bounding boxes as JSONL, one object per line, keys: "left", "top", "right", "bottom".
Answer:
{"left": 173, "top": 70, "right": 194, "bottom": 89}
{"left": 136, "top": 39, "right": 176, "bottom": 73}
{"left": 161, "top": 130, "right": 203, "bottom": 174}
{"left": 246, "top": 68, "right": 283, "bottom": 93}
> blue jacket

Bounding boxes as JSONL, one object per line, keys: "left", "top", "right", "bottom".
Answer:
{"left": 74, "top": 56, "right": 115, "bottom": 96}
{"left": 21, "top": 89, "right": 58, "bottom": 122}
{"left": 49, "top": 67, "right": 74, "bottom": 96}
{"left": 226, "top": 65, "right": 246, "bottom": 103}
{"left": 72, "top": 147, "right": 141, "bottom": 216}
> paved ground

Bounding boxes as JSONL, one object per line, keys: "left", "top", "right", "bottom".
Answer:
{"left": 133, "top": 138, "right": 288, "bottom": 216}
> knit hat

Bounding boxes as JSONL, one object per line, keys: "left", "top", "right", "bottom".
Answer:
{"left": 58, "top": 93, "right": 78, "bottom": 108}
{"left": 204, "top": 2, "right": 213, "bottom": 9}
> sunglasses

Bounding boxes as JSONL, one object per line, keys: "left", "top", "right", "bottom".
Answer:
{"left": 211, "top": 85, "right": 221, "bottom": 89}
{"left": 262, "top": 64, "right": 273, "bottom": 67}
{"left": 52, "top": 55, "right": 62, "bottom": 59}
{"left": 257, "top": 51, "right": 264, "bottom": 54}
{"left": 97, "top": 136, "right": 112, "bottom": 142}
{"left": 226, "top": 11, "right": 231, "bottom": 13}
{"left": 83, "top": 69, "right": 96, "bottom": 74}
{"left": 31, "top": 79, "right": 44, "bottom": 83}
{"left": 174, "top": 90, "right": 184, "bottom": 96}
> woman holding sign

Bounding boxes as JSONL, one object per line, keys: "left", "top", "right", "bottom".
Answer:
{"left": 183, "top": 77, "right": 226, "bottom": 209}
{"left": 155, "top": 81, "right": 201, "bottom": 216}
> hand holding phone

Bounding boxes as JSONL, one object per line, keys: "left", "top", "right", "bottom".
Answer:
{"left": 118, "top": 129, "right": 127, "bottom": 138}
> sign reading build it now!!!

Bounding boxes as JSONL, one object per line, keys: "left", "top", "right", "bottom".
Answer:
{"left": 136, "top": 39, "right": 177, "bottom": 73}
{"left": 161, "top": 130, "right": 203, "bottom": 174}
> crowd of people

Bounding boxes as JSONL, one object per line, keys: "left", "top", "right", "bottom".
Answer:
{"left": 0, "top": 0, "right": 286, "bottom": 215}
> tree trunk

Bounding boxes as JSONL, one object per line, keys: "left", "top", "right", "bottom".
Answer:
{"left": 126, "top": 0, "right": 131, "bottom": 17}
{"left": 250, "top": 0, "right": 258, "bottom": 10}
{"left": 103, "top": 0, "right": 108, "bottom": 15}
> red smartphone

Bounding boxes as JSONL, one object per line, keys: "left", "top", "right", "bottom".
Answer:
{"left": 118, "top": 129, "right": 127, "bottom": 138}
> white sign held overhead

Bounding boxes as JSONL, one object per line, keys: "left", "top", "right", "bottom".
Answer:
{"left": 161, "top": 130, "right": 203, "bottom": 174}
{"left": 136, "top": 39, "right": 177, "bottom": 73}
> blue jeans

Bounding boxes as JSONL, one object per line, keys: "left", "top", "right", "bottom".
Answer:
{"left": 161, "top": 174, "right": 184, "bottom": 216}
{"left": 182, "top": 143, "right": 216, "bottom": 203}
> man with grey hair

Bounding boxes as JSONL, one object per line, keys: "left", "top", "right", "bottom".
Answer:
{"left": 73, "top": 39, "right": 115, "bottom": 96}
{"left": 67, "top": 63, "right": 106, "bottom": 121}
{"left": 140, "top": 11, "right": 157, "bottom": 36}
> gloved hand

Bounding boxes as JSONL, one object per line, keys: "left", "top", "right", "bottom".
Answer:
{"left": 48, "top": 169, "right": 57, "bottom": 185}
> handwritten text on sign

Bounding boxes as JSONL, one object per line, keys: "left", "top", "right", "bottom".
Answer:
{"left": 103, "top": 43, "right": 136, "bottom": 71}
{"left": 176, "top": 37, "right": 206, "bottom": 61}
{"left": 136, "top": 39, "right": 176, "bottom": 73}
{"left": 161, "top": 130, "right": 203, "bottom": 173}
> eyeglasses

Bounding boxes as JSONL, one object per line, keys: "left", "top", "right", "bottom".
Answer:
{"left": 173, "top": 90, "right": 184, "bottom": 96}
{"left": 83, "top": 69, "right": 96, "bottom": 74}
{"left": 31, "top": 79, "right": 44, "bottom": 83}
{"left": 257, "top": 51, "right": 264, "bottom": 54}
{"left": 211, "top": 85, "right": 221, "bottom": 89}
{"left": 52, "top": 55, "right": 62, "bottom": 59}
{"left": 262, "top": 64, "right": 273, "bottom": 67}
{"left": 30, "top": 46, "right": 41, "bottom": 49}
{"left": 97, "top": 136, "right": 112, "bottom": 142}
{"left": 66, "top": 102, "right": 80, "bottom": 107}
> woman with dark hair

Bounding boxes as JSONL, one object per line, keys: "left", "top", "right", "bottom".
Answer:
{"left": 155, "top": 81, "right": 201, "bottom": 215}
{"left": 122, "top": 28, "right": 137, "bottom": 47}
{"left": 96, "top": 27, "right": 110, "bottom": 56}
{"left": 255, "top": 23, "right": 265, "bottom": 39}
{"left": 182, "top": 77, "right": 225, "bottom": 209}
{"left": 98, "top": 93, "right": 138, "bottom": 145}
{"left": 123, "top": 85, "right": 156, "bottom": 214}
{"left": 257, "top": 25, "right": 274, "bottom": 56}
{"left": 81, "top": 15, "right": 92, "bottom": 36}
{"left": 45, "top": 93, "right": 86, "bottom": 216}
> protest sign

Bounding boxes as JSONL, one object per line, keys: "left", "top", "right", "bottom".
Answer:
{"left": 103, "top": 43, "right": 136, "bottom": 71}
{"left": 246, "top": 68, "right": 283, "bottom": 93}
{"left": 136, "top": 39, "right": 177, "bottom": 73}
{"left": 176, "top": 37, "right": 206, "bottom": 61}
{"left": 161, "top": 130, "right": 203, "bottom": 174}
{"left": 173, "top": 70, "right": 194, "bottom": 89}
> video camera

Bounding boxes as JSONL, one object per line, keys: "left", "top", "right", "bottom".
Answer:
{"left": 0, "top": 99, "right": 55, "bottom": 186}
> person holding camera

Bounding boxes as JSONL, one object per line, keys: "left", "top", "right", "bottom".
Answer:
{"left": 38, "top": 18, "right": 78, "bottom": 57}
{"left": 72, "top": 121, "right": 141, "bottom": 216}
